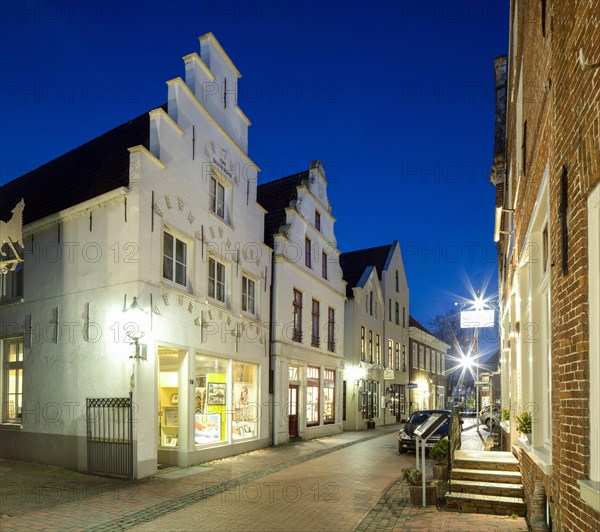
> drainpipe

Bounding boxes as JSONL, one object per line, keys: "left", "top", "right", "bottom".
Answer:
{"left": 268, "top": 247, "right": 276, "bottom": 447}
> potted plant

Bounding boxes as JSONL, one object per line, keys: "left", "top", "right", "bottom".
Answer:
{"left": 429, "top": 438, "right": 449, "bottom": 480}
{"left": 502, "top": 407, "right": 511, "bottom": 422}
{"left": 515, "top": 411, "right": 532, "bottom": 442}
{"left": 401, "top": 467, "right": 437, "bottom": 506}
{"left": 366, "top": 418, "right": 376, "bottom": 429}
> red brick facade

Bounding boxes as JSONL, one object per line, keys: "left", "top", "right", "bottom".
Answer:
{"left": 493, "top": 1, "right": 600, "bottom": 530}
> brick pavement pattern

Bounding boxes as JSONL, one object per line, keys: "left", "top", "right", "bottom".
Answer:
{"left": 1, "top": 426, "right": 529, "bottom": 531}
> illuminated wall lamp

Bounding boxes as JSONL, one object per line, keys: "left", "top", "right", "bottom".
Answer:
{"left": 123, "top": 295, "right": 148, "bottom": 360}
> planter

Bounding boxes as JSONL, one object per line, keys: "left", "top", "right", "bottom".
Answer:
{"left": 525, "top": 432, "right": 532, "bottom": 443}
{"left": 366, "top": 420, "right": 376, "bottom": 429}
{"left": 433, "top": 464, "right": 449, "bottom": 480}
{"left": 408, "top": 483, "right": 437, "bottom": 506}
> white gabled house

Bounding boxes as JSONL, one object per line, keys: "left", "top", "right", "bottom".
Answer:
{"left": 257, "top": 162, "right": 346, "bottom": 445}
{"left": 0, "top": 33, "right": 272, "bottom": 478}
{"left": 340, "top": 242, "right": 410, "bottom": 430}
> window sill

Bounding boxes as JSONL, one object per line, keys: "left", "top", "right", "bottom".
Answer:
{"left": 578, "top": 480, "right": 600, "bottom": 513}
{"left": 518, "top": 437, "right": 552, "bottom": 475}
{"left": 0, "top": 423, "right": 23, "bottom": 430}
{"left": 0, "top": 297, "right": 24, "bottom": 307}
{"left": 209, "top": 210, "right": 233, "bottom": 230}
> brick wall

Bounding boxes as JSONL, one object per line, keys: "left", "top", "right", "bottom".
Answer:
{"left": 499, "top": 1, "right": 600, "bottom": 530}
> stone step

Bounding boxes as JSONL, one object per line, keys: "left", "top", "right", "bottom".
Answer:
{"left": 445, "top": 492, "right": 526, "bottom": 517}
{"left": 450, "top": 479, "right": 524, "bottom": 498}
{"left": 451, "top": 467, "right": 522, "bottom": 484}
{"left": 453, "top": 450, "right": 520, "bottom": 472}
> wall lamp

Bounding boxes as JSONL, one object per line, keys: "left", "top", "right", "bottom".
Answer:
{"left": 123, "top": 295, "right": 148, "bottom": 360}
{"left": 494, "top": 206, "right": 515, "bottom": 242}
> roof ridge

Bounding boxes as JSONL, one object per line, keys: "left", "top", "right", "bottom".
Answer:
{"left": 257, "top": 170, "right": 308, "bottom": 189}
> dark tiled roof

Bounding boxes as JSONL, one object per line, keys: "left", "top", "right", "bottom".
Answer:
{"left": 409, "top": 315, "right": 432, "bottom": 335}
{"left": 0, "top": 110, "right": 153, "bottom": 227}
{"left": 257, "top": 171, "right": 308, "bottom": 248}
{"left": 339, "top": 244, "right": 393, "bottom": 297}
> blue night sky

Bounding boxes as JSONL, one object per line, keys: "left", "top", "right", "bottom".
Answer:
{"left": 0, "top": 0, "right": 508, "bottom": 357}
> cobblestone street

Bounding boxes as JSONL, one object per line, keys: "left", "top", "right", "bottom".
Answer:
{"left": 1, "top": 426, "right": 528, "bottom": 531}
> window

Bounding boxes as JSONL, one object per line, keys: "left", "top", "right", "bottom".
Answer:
{"left": 425, "top": 348, "right": 429, "bottom": 371}
{"left": 306, "top": 366, "right": 320, "bottom": 425}
{"left": 402, "top": 307, "right": 406, "bottom": 328}
{"left": 311, "top": 299, "right": 320, "bottom": 347}
{"left": 395, "top": 302, "right": 400, "bottom": 325}
{"left": 375, "top": 334, "right": 381, "bottom": 365}
{"left": 361, "top": 326, "right": 366, "bottom": 361}
{"left": 437, "top": 353, "right": 441, "bottom": 374}
{"left": 208, "top": 257, "right": 225, "bottom": 302}
{"left": 322, "top": 252, "right": 328, "bottom": 279}
{"left": 419, "top": 346, "right": 425, "bottom": 369}
{"left": 305, "top": 237, "right": 312, "bottom": 268}
{"left": 412, "top": 343, "right": 418, "bottom": 368}
{"left": 163, "top": 231, "right": 187, "bottom": 286}
{"left": 369, "top": 330, "right": 373, "bottom": 362}
{"left": 388, "top": 340, "right": 393, "bottom": 368}
{"left": 242, "top": 276, "right": 256, "bottom": 314}
{"left": 327, "top": 308, "right": 335, "bottom": 352}
{"left": 388, "top": 299, "right": 392, "bottom": 322}
{"left": 293, "top": 289, "right": 302, "bottom": 342}
{"left": 3, "top": 338, "right": 23, "bottom": 422}
{"left": 369, "top": 291, "right": 373, "bottom": 316}
{"left": 360, "top": 380, "right": 378, "bottom": 419}
{"left": 210, "top": 176, "right": 225, "bottom": 219}
{"left": 395, "top": 270, "right": 399, "bottom": 292}
{"left": 0, "top": 263, "right": 23, "bottom": 303}
{"left": 324, "top": 369, "right": 335, "bottom": 424}
{"left": 315, "top": 211, "right": 321, "bottom": 231}
{"left": 402, "top": 345, "right": 406, "bottom": 372}
{"left": 393, "top": 342, "right": 399, "bottom": 370}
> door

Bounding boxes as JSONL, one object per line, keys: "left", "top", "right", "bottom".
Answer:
{"left": 288, "top": 384, "right": 299, "bottom": 437}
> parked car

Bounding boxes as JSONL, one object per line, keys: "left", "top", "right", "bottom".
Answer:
{"left": 479, "top": 404, "right": 500, "bottom": 427}
{"left": 398, "top": 409, "right": 452, "bottom": 454}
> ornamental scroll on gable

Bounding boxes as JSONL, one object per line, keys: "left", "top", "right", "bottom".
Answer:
{"left": 0, "top": 199, "right": 25, "bottom": 274}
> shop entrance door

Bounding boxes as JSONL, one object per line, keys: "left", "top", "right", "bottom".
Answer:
{"left": 288, "top": 384, "right": 299, "bottom": 437}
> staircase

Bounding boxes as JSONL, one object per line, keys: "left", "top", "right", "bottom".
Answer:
{"left": 445, "top": 450, "right": 526, "bottom": 516}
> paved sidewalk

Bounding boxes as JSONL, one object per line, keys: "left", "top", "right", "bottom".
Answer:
{"left": 0, "top": 422, "right": 528, "bottom": 531}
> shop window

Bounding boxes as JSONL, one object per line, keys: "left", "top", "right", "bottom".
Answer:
{"left": 194, "top": 354, "right": 228, "bottom": 445}
{"left": 208, "top": 257, "right": 226, "bottom": 303}
{"left": 158, "top": 348, "right": 179, "bottom": 447}
{"left": 232, "top": 362, "right": 258, "bottom": 441}
{"left": 242, "top": 276, "right": 256, "bottom": 315}
{"left": 311, "top": 299, "right": 320, "bottom": 348}
{"left": 360, "top": 380, "right": 379, "bottom": 419}
{"left": 306, "top": 366, "right": 320, "bottom": 426}
{"left": 2, "top": 337, "right": 23, "bottom": 423}
{"left": 163, "top": 231, "right": 187, "bottom": 287}
{"left": 324, "top": 369, "right": 335, "bottom": 424}
{"left": 293, "top": 289, "right": 302, "bottom": 342}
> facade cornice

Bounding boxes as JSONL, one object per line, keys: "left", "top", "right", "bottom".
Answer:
{"left": 128, "top": 145, "right": 166, "bottom": 170}
{"left": 149, "top": 107, "right": 185, "bottom": 137}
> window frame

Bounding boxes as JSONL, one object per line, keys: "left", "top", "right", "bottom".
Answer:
{"left": 311, "top": 299, "right": 320, "bottom": 348}
{"left": 208, "top": 256, "right": 226, "bottom": 303}
{"left": 3, "top": 337, "right": 24, "bottom": 423}
{"left": 322, "top": 251, "right": 328, "bottom": 280}
{"left": 315, "top": 210, "right": 321, "bottom": 232}
{"left": 327, "top": 307, "right": 335, "bottom": 352}
{"left": 305, "top": 237, "right": 312, "bottom": 268}
{"left": 293, "top": 289, "right": 303, "bottom": 342}
{"left": 360, "top": 326, "right": 366, "bottom": 361}
{"left": 241, "top": 275, "right": 256, "bottom": 315}
{"left": 163, "top": 230, "right": 188, "bottom": 287}
{"left": 209, "top": 175, "right": 226, "bottom": 220}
